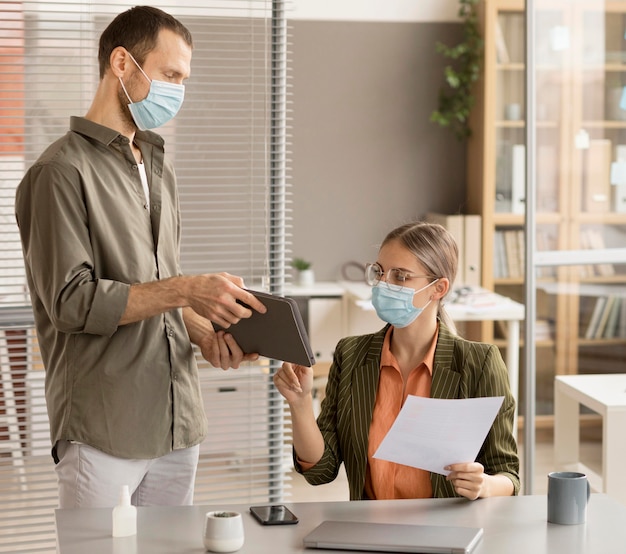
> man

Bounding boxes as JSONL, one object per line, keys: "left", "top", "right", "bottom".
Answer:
{"left": 14, "top": 6, "right": 266, "bottom": 508}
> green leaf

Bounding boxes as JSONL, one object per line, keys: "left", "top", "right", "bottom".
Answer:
{"left": 430, "top": 0, "right": 483, "bottom": 141}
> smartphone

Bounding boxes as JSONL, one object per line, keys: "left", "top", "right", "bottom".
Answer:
{"left": 249, "top": 504, "right": 299, "bottom": 525}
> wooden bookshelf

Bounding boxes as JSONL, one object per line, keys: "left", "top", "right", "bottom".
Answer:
{"left": 468, "top": 0, "right": 626, "bottom": 419}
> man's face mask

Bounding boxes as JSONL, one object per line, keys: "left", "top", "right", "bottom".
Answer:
{"left": 119, "top": 51, "right": 185, "bottom": 131}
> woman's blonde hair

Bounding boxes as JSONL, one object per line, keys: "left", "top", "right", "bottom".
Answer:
{"left": 381, "top": 221, "right": 458, "bottom": 332}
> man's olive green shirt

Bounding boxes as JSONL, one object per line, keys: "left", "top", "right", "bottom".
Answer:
{"left": 15, "top": 117, "right": 208, "bottom": 460}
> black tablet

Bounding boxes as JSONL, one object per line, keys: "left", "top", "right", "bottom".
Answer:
{"left": 213, "top": 289, "right": 316, "bottom": 367}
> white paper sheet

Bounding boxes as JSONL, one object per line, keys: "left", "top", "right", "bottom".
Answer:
{"left": 373, "top": 395, "right": 504, "bottom": 476}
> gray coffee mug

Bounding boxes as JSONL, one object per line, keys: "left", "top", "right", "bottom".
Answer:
{"left": 547, "top": 471, "right": 590, "bottom": 525}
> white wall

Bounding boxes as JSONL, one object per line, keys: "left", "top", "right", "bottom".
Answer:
{"left": 289, "top": 0, "right": 460, "bottom": 22}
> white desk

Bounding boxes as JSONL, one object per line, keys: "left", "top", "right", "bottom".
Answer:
{"left": 55, "top": 494, "right": 626, "bottom": 554}
{"left": 554, "top": 374, "right": 626, "bottom": 504}
{"left": 340, "top": 282, "right": 524, "bottom": 436}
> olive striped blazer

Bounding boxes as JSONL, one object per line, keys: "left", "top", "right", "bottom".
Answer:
{"left": 295, "top": 322, "right": 520, "bottom": 499}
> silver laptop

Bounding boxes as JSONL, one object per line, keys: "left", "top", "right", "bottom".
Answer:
{"left": 302, "top": 520, "right": 483, "bottom": 554}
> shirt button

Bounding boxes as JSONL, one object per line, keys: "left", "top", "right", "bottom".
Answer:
{"left": 168, "top": 329, "right": 175, "bottom": 337}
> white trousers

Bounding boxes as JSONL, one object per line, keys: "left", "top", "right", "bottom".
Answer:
{"left": 55, "top": 440, "right": 200, "bottom": 508}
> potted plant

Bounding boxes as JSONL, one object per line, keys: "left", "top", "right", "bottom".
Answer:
{"left": 430, "top": 0, "right": 483, "bottom": 141}
{"left": 291, "top": 257, "right": 315, "bottom": 286}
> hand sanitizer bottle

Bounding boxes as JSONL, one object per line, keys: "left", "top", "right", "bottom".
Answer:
{"left": 112, "top": 485, "right": 137, "bottom": 537}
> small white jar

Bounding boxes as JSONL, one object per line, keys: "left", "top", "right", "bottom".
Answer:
{"left": 203, "top": 511, "right": 244, "bottom": 553}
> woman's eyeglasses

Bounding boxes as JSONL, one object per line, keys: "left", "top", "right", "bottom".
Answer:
{"left": 364, "top": 262, "right": 436, "bottom": 290}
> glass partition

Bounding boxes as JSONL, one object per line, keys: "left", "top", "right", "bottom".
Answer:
{"left": 525, "top": 0, "right": 626, "bottom": 493}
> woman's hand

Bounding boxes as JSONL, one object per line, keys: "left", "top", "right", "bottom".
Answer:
{"left": 445, "top": 462, "right": 514, "bottom": 500}
{"left": 445, "top": 462, "right": 488, "bottom": 500}
{"left": 273, "top": 362, "right": 324, "bottom": 464}
{"left": 272, "top": 362, "right": 314, "bottom": 404}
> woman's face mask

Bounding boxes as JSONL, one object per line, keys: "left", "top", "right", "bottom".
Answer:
{"left": 371, "top": 279, "right": 438, "bottom": 328}
{"left": 119, "top": 51, "right": 185, "bottom": 131}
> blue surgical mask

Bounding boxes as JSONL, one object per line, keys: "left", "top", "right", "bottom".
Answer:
{"left": 119, "top": 52, "right": 185, "bottom": 131}
{"left": 371, "top": 279, "right": 438, "bottom": 328}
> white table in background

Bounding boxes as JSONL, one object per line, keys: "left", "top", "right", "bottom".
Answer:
{"left": 554, "top": 373, "right": 626, "bottom": 504}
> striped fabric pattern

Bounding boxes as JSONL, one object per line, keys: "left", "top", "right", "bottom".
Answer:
{"left": 295, "top": 322, "right": 520, "bottom": 500}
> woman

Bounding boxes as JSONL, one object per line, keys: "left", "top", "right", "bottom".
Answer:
{"left": 274, "top": 221, "right": 519, "bottom": 501}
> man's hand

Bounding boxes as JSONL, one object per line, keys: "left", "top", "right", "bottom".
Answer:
{"left": 197, "top": 326, "right": 259, "bottom": 370}
{"left": 119, "top": 273, "right": 266, "bottom": 327}
{"left": 187, "top": 273, "right": 266, "bottom": 328}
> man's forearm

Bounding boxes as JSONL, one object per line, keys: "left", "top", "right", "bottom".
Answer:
{"left": 118, "top": 276, "right": 191, "bottom": 325}
{"left": 117, "top": 272, "right": 265, "bottom": 331}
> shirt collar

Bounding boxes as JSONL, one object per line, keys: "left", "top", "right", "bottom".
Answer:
{"left": 70, "top": 116, "right": 164, "bottom": 148}
{"left": 380, "top": 323, "right": 438, "bottom": 376}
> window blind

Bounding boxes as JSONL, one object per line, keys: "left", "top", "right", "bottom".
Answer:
{"left": 0, "top": 2, "right": 292, "bottom": 552}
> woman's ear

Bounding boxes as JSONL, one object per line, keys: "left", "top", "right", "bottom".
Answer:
{"left": 432, "top": 278, "right": 450, "bottom": 300}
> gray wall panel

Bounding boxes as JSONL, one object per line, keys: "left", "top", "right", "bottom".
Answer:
{"left": 291, "top": 20, "right": 468, "bottom": 281}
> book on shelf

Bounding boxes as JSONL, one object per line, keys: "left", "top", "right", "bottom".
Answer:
{"left": 494, "top": 231, "right": 507, "bottom": 279}
{"left": 511, "top": 145, "right": 526, "bottom": 215}
{"left": 500, "top": 11, "right": 524, "bottom": 63}
{"left": 619, "top": 298, "right": 626, "bottom": 338}
{"left": 594, "top": 295, "right": 616, "bottom": 339}
{"left": 602, "top": 296, "right": 621, "bottom": 339}
{"left": 589, "top": 228, "right": 615, "bottom": 276}
{"left": 500, "top": 229, "right": 524, "bottom": 279}
{"left": 582, "top": 295, "right": 626, "bottom": 340}
{"left": 503, "top": 230, "right": 519, "bottom": 278}
{"left": 578, "top": 229, "right": 598, "bottom": 278}
{"left": 495, "top": 142, "right": 526, "bottom": 215}
{"left": 494, "top": 19, "right": 510, "bottom": 64}
{"left": 580, "top": 228, "right": 615, "bottom": 277}
{"left": 584, "top": 296, "right": 607, "bottom": 340}
{"left": 535, "top": 319, "right": 553, "bottom": 341}
{"left": 535, "top": 229, "right": 556, "bottom": 278}
{"left": 611, "top": 144, "right": 626, "bottom": 213}
{"left": 494, "top": 229, "right": 526, "bottom": 279}
{"left": 495, "top": 141, "right": 512, "bottom": 213}
{"left": 513, "top": 229, "right": 523, "bottom": 277}
{"left": 425, "top": 213, "right": 482, "bottom": 288}
{"left": 496, "top": 318, "right": 552, "bottom": 341}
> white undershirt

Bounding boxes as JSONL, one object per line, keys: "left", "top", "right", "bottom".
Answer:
{"left": 137, "top": 162, "right": 150, "bottom": 211}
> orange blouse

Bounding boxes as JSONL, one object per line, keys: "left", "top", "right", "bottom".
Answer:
{"left": 364, "top": 326, "right": 438, "bottom": 499}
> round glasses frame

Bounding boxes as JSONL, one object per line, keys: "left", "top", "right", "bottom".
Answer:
{"left": 364, "top": 262, "right": 437, "bottom": 291}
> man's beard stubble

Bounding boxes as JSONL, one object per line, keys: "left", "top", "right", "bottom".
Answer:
{"left": 117, "top": 75, "right": 140, "bottom": 131}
